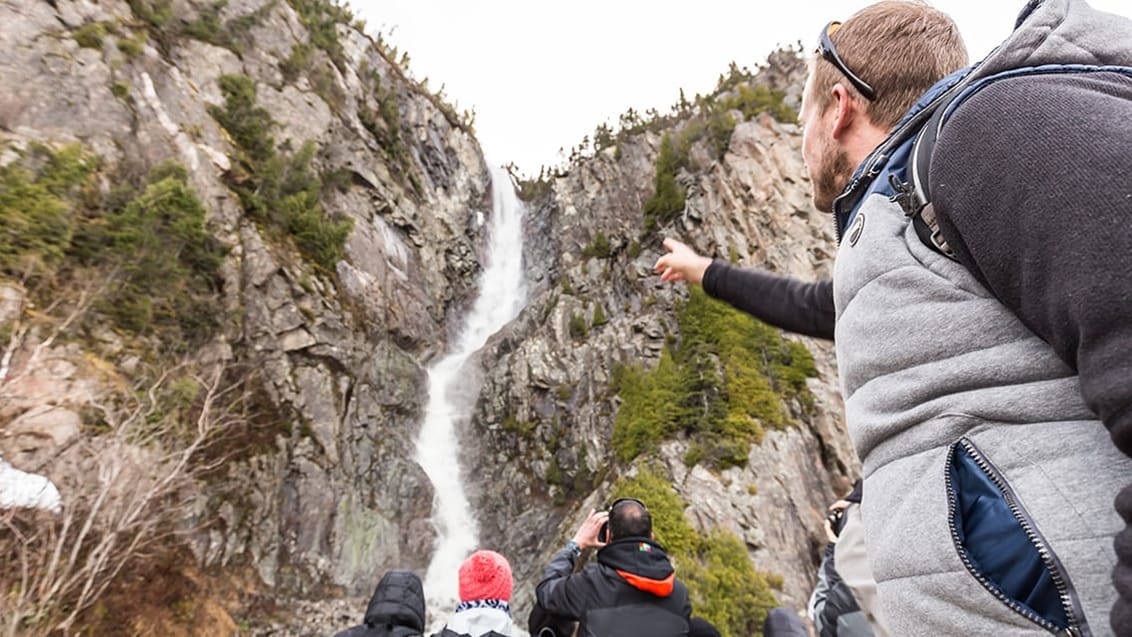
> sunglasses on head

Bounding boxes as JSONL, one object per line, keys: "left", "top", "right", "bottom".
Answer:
{"left": 817, "top": 21, "right": 877, "bottom": 101}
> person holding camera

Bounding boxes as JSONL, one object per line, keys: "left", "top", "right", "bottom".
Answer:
{"left": 806, "top": 481, "right": 887, "bottom": 637}
{"left": 533, "top": 498, "right": 692, "bottom": 637}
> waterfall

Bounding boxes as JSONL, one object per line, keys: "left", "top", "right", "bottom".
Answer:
{"left": 416, "top": 164, "right": 527, "bottom": 617}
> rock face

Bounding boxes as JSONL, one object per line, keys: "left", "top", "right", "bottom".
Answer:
{"left": 464, "top": 94, "right": 858, "bottom": 615}
{"left": 0, "top": 0, "right": 490, "bottom": 601}
{"left": 0, "top": 2, "right": 857, "bottom": 632}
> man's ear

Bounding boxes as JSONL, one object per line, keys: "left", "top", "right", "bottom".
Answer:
{"left": 829, "top": 83, "right": 858, "bottom": 139}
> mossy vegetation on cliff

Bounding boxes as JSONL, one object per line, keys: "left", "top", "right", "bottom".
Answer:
{"left": 612, "top": 288, "right": 816, "bottom": 469}
{"left": 0, "top": 144, "right": 225, "bottom": 349}
{"left": 612, "top": 467, "right": 780, "bottom": 637}
{"left": 209, "top": 73, "right": 353, "bottom": 274}
{"left": 643, "top": 133, "right": 688, "bottom": 232}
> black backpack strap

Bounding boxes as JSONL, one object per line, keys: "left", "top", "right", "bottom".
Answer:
{"left": 897, "top": 93, "right": 959, "bottom": 260}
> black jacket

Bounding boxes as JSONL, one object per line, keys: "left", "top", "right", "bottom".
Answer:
{"left": 433, "top": 629, "right": 507, "bottom": 637}
{"left": 335, "top": 570, "right": 426, "bottom": 637}
{"left": 535, "top": 537, "right": 691, "bottom": 637}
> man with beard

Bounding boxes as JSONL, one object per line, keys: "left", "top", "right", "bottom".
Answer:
{"left": 655, "top": 1, "right": 1132, "bottom": 635}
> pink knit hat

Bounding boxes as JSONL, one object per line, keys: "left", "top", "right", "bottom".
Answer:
{"left": 458, "top": 550, "right": 513, "bottom": 602}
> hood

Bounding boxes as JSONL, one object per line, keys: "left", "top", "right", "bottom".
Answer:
{"left": 442, "top": 604, "right": 513, "bottom": 637}
{"left": 364, "top": 570, "right": 426, "bottom": 631}
{"left": 597, "top": 538, "right": 677, "bottom": 597}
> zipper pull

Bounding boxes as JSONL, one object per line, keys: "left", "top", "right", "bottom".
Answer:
{"left": 888, "top": 173, "right": 916, "bottom": 215}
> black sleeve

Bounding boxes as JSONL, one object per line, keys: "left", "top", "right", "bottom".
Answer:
{"left": 700, "top": 260, "right": 835, "bottom": 340}
{"left": 930, "top": 70, "right": 1132, "bottom": 636}
{"left": 535, "top": 547, "right": 590, "bottom": 620}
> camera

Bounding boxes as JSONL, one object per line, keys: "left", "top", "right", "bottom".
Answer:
{"left": 598, "top": 521, "right": 609, "bottom": 544}
{"left": 825, "top": 507, "right": 847, "bottom": 537}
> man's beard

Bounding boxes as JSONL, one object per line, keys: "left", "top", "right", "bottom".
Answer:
{"left": 812, "top": 143, "right": 854, "bottom": 213}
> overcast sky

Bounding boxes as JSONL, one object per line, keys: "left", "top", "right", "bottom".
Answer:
{"left": 351, "top": 1, "right": 1131, "bottom": 175}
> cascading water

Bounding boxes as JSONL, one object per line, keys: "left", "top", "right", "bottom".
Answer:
{"left": 415, "top": 164, "right": 527, "bottom": 618}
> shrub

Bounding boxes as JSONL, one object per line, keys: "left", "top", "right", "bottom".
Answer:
{"left": 581, "top": 230, "right": 612, "bottom": 259}
{"left": 279, "top": 42, "right": 314, "bottom": 82}
{"left": 110, "top": 81, "right": 130, "bottom": 99}
{"left": 185, "top": 1, "right": 232, "bottom": 49}
{"left": 611, "top": 467, "right": 779, "bottom": 637}
{"left": 643, "top": 133, "right": 687, "bottom": 232}
{"left": 591, "top": 304, "right": 607, "bottom": 327}
{"left": 611, "top": 288, "right": 817, "bottom": 469}
{"left": 127, "top": 0, "right": 174, "bottom": 29}
{"left": 209, "top": 74, "right": 353, "bottom": 273}
{"left": 117, "top": 34, "right": 145, "bottom": 58}
{"left": 286, "top": 0, "right": 353, "bottom": 71}
{"left": 0, "top": 145, "right": 226, "bottom": 348}
{"left": 0, "top": 144, "right": 98, "bottom": 278}
{"left": 720, "top": 83, "right": 796, "bottom": 125}
{"left": 186, "top": 0, "right": 274, "bottom": 55}
{"left": 610, "top": 351, "right": 688, "bottom": 463}
{"left": 569, "top": 312, "right": 588, "bottom": 339}
{"left": 75, "top": 161, "right": 227, "bottom": 346}
{"left": 209, "top": 74, "right": 275, "bottom": 165}
{"left": 707, "top": 109, "right": 737, "bottom": 159}
{"left": 74, "top": 22, "right": 107, "bottom": 49}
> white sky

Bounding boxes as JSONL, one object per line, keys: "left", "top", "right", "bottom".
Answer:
{"left": 350, "top": 1, "right": 1132, "bottom": 175}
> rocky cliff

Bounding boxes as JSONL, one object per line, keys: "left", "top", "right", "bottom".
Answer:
{"left": 464, "top": 51, "right": 858, "bottom": 628}
{"left": 0, "top": 2, "right": 856, "bottom": 634}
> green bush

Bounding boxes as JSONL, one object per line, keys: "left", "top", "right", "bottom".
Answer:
{"left": 74, "top": 22, "right": 107, "bottom": 49}
{"left": 720, "top": 83, "right": 796, "bottom": 125}
{"left": 1, "top": 145, "right": 226, "bottom": 348}
{"left": 707, "top": 109, "right": 737, "bottom": 159}
{"left": 111, "top": 81, "right": 130, "bottom": 99}
{"left": 209, "top": 74, "right": 353, "bottom": 273}
{"left": 611, "top": 288, "right": 817, "bottom": 469}
{"left": 209, "top": 74, "right": 275, "bottom": 165}
{"left": 185, "top": 1, "right": 231, "bottom": 49}
{"left": 569, "top": 311, "right": 588, "bottom": 339}
{"left": 0, "top": 144, "right": 98, "bottom": 278}
{"left": 591, "top": 304, "right": 607, "bottom": 327}
{"left": 286, "top": 0, "right": 353, "bottom": 71}
{"left": 185, "top": 0, "right": 273, "bottom": 54}
{"left": 117, "top": 34, "right": 145, "bottom": 57}
{"left": 643, "top": 133, "right": 687, "bottom": 232}
{"left": 279, "top": 42, "right": 314, "bottom": 82}
{"left": 127, "top": 0, "right": 174, "bottom": 29}
{"left": 610, "top": 351, "right": 689, "bottom": 463}
{"left": 581, "top": 230, "right": 612, "bottom": 259}
{"left": 611, "top": 467, "right": 779, "bottom": 637}
{"left": 77, "top": 162, "right": 227, "bottom": 345}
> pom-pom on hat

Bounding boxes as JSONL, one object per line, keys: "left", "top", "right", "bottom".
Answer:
{"left": 458, "top": 550, "right": 513, "bottom": 602}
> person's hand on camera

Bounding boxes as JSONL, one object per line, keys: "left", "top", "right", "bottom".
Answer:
{"left": 824, "top": 499, "right": 851, "bottom": 542}
{"left": 572, "top": 510, "right": 609, "bottom": 550}
{"left": 654, "top": 238, "right": 712, "bottom": 285}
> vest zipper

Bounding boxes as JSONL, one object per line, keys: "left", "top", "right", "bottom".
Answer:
{"left": 832, "top": 153, "right": 889, "bottom": 244}
{"left": 945, "top": 438, "right": 1089, "bottom": 637}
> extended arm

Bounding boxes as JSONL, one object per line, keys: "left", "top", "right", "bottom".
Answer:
{"left": 702, "top": 262, "right": 834, "bottom": 340}
{"left": 655, "top": 238, "right": 835, "bottom": 340}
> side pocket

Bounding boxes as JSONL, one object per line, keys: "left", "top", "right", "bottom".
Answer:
{"left": 945, "top": 438, "right": 1088, "bottom": 636}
